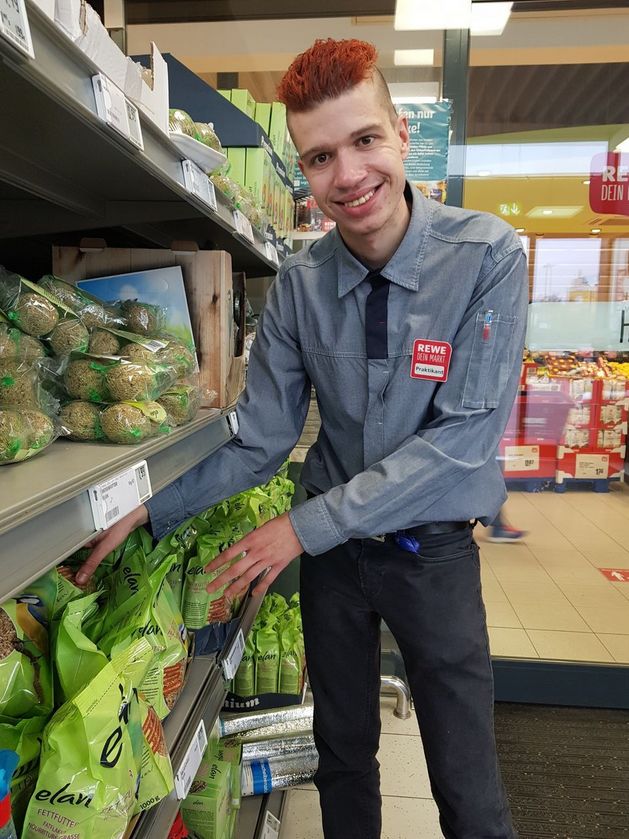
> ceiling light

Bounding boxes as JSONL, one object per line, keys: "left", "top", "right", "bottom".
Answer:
{"left": 394, "top": 49, "right": 435, "bottom": 66}
{"left": 477, "top": 170, "right": 492, "bottom": 177}
{"left": 527, "top": 205, "right": 583, "bottom": 218}
{"left": 582, "top": 179, "right": 590, "bottom": 185}
{"left": 395, "top": 0, "right": 471, "bottom": 31}
{"left": 615, "top": 136, "right": 629, "bottom": 153}
{"left": 470, "top": 2, "right": 513, "bottom": 36}
{"left": 591, "top": 228, "right": 601, "bottom": 234}
{"left": 515, "top": 228, "right": 525, "bottom": 233}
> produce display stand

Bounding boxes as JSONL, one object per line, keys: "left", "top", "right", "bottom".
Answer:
{"left": 0, "top": 4, "right": 284, "bottom": 837}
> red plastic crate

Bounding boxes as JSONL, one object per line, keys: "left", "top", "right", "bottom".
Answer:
{"left": 499, "top": 440, "right": 557, "bottom": 479}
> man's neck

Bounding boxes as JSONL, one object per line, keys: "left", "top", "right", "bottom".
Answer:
{"left": 339, "top": 193, "right": 412, "bottom": 271}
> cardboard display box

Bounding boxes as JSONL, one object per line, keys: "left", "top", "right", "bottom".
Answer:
{"left": 52, "top": 244, "right": 245, "bottom": 409}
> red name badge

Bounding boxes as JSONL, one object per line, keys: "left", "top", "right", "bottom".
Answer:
{"left": 411, "top": 339, "right": 452, "bottom": 382}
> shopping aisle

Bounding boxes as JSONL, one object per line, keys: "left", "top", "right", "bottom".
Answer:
{"left": 279, "top": 697, "right": 442, "bottom": 839}
{"left": 478, "top": 482, "right": 629, "bottom": 663}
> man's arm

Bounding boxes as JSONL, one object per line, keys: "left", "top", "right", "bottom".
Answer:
{"left": 76, "top": 273, "right": 311, "bottom": 583}
{"left": 289, "top": 244, "right": 528, "bottom": 555}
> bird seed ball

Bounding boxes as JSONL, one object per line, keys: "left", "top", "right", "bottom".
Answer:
{"left": 120, "top": 342, "right": 153, "bottom": 362}
{"left": 80, "top": 303, "right": 108, "bottom": 331}
{"left": 0, "top": 409, "right": 26, "bottom": 462}
{"left": 49, "top": 319, "right": 90, "bottom": 356}
{"left": 101, "top": 403, "right": 153, "bottom": 444}
{"left": 22, "top": 409, "right": 55, "bottom": 448}
{"left": 121, "top": 301, "right": 165, "bottom": 336}
{"left": 160, "top": 342, "right": 195, "bottom": 377}
{"left": 89, "top": 330, "right": 121, "bottom": 356}
{"left": 0, "top": 364, "right": 38, "bottom": 407}
{"left": 13, "top": 293, "right": 59, "bottom": 337}
{"left": 105, "top": 362, "right": 155, "bottom": 402}
{"left": 158, "top": 386, "right": 201, "bottom": 425}
{"left": 59, "top": 401, "right": 103, "bottom": 441}
{"left": 64, "top": 359, "right": 108, "bottom": 402}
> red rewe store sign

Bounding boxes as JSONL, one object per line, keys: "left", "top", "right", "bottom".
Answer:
{"left": 589, "top": 151, "right": 629, "bottom": 215}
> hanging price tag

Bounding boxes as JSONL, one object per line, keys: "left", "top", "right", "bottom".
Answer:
{"left": 233, "top": 209, "right": 255, "bottom": 244}
{"left": 0, "top": 0, "right": 34, "bottom": 58}
{"left": 261, "top": 811, "right": 281, "bottom": 839}
{"left": 92, "top": 73, "right": 144, "bottom": 151}
{"left": 264, "top": 242, "right": 280, "bottom": 267}
{"left": 222, "top": 628, "right": 245, "bottom": 681}
{"left": 182, "top": 159, "right": 217, "bottom": 211}
{"left": 174, "top": 720, "right": 208, "bottom": 800}
{"left": 226, "top": 410, "right": 239, "bottom": 436}
{"left": 88, "top": 460, "right": 152, "bottom": 531}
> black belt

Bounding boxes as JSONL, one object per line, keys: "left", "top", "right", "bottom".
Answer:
{"left": 370, "top": 521, "right": 471, "bottom": 543}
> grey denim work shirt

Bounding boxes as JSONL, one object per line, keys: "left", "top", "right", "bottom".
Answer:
{"left": 147, "top": 184, "right": 529, "bottom": 556}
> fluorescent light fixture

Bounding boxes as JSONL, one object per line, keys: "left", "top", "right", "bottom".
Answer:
{"left": 527, "top": 205, "right": 583, "bottom": 219}
{"left": 582, "top": 179, "right": 591, "bottom": 185}
{"left": 615, "top": 136, "right": 629, "bottom": 153}
{"left": 591, "top": 228, "right": 601, "bottom": 234}
{"left": 394, "top": 49, "right": 435, "bottom": 66}
{"left": 394, "top": 0, "right": 471, "bottom": 31}
{"left": 470, "top": 2, "right": 512, "bottom": 36}
{"left": 515, "top": 228, "right": 525, "bottom": 233}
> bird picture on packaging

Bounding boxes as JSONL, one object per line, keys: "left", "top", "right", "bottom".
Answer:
{"left": 76, "top": 267, "right": 197, "bottom": 354}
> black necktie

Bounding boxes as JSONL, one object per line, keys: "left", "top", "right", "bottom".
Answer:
{"left": 365, "top": 272, "right": 389, "bottom": 359}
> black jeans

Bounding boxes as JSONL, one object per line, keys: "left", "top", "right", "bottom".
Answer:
{"left": 299, "top": 528, "right": 516, "bottom": 839}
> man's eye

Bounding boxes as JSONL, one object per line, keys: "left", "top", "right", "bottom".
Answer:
{"left": 359, "top": 136, "right": 375, "bottom": 146}
{"left": 313, "top": 153, "right": 329, "bottom": 165}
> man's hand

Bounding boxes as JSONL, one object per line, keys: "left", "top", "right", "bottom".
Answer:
{"left": 205, "top": 512, "right": 303, "bottom": 599}
{"left": 75, "top": 504, "right": 150, "bottom": 586}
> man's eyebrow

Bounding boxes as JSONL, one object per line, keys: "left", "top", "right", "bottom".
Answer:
{"left": 301, "top": 123, "right": 383, "bottom": 162}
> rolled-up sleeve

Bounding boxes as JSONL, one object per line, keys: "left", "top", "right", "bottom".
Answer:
{"left": 289, "top": 245, "right": 528, "bottom": 555}
{"left": 147, "top": 273, "right": 311, "bottom": 540}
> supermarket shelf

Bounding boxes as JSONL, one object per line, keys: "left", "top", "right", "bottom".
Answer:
{"left": 0, "top": 2, "right": 277, "bottom": 276}
{"left": 132, "top": 591, "right": 265, "bottom": 839}
{"left": 236, "top": 791, "right": 287, "bottom": 839}
{"left": 0, "top": 408, "right": 234, "bottom": 603}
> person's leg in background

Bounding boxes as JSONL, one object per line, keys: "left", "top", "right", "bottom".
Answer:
{"left": 488, "top": 505, "right": 526, "bottom": 543}
{"left": 375, "top": 530, "right": 517, "bottom": 839}
{"left": 300, "top": 541, "right": 383, "bottom": 839}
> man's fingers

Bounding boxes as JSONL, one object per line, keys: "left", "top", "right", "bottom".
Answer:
{"left": 252, "top": 566, "right": 277, "bottom": 597}
{"left": 205, "top": 544, "right": 249, "bottom": 572}
{"left": 223, "top": 560, "right": 270, "bottom": 600}
{"left": 75, "top": 535, "right": 115, "bottom": 585}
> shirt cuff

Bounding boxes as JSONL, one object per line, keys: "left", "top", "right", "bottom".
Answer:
{"left": 289, "top": 494, "right": 345, "bottom": 556}
{"left": 145, "top": 481, "right": 187, "bottom": 541}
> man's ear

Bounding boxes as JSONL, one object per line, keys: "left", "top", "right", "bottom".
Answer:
{"left": 397, "top": 113, "right": 410, "bottom": 160}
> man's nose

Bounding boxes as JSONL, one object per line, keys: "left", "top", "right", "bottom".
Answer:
{"left": 333, "top": 150, "right": 366, "bottom": 190}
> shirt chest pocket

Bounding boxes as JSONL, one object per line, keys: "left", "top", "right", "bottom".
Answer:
{"left": 461, "top": 311, "right": 517, "bottom": 410}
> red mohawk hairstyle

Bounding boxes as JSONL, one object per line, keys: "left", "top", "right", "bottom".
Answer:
{"left": 277, "top": 38, "right": 378, "bottom": 112}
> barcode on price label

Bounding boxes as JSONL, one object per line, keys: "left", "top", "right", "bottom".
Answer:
{"left": 92, "top": 73, "right": 144, "bottom": 151}
{"left": 261, "top": 811, "right": 281, "bottom": 839}
{"left": 0, "top": 0, "right": 34, "bottom": 58}
{"left": 134, "top": 462, "right": 151, "bottom": 502}
{"left": 182, "top": 159, "right": 217, "bottom": 211}
{"left": 222, "top": 628, "right": 245, "bottom": 680}
{"left": 174, "top": 720, "right": 208, "bottom": 800}
{"left": 89, "top": 460, "right": 153, "bottom": 530}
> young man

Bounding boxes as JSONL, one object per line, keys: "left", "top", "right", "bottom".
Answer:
{"left": 78, "top": 39, "right": 527, "bottom": 839}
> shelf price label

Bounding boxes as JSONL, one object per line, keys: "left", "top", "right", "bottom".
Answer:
{"left": 233, "top": 209, "right": 255, "bottom": 244}
{"left": 264, "top": 242, "right": 280, "bottom": 268}
{"left": 261, "top": 811, "right": 281, "bottom": 839}
{"left": 88, "top": 460, "right": 152, "bottom": 531}
{"left": 92, "top": 73, "right": 144, "bottom": 151}
{"left": 0, "top": 0, "right": 34, "bottom": 58}
{"left": 226, "top": 410, "right": 239, "bottom": 437}
{"left": 222, "top": 628, "right": 245, "bottom": 681}
{"left": 174, "top": 720, "right": 208, "bottom": 800}
{"left": 182, "top": 159, "right": 217, "bottom": 211}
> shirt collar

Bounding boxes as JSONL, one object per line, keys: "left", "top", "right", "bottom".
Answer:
{"left": 335, "top": 182, "right": 436, "bottom": 298}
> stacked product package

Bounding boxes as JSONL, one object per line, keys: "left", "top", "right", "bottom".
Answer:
{"left": 501, "top": 351, "right": 629, "bottom": 488}
{"left": 0, "top": 266, "right": 202, "bottom": 462}
{"left": 0, "top": 468, "right": 295, "bottom": 835}
{"left": 225, "top": 593, "right": 306, "bottom": 707}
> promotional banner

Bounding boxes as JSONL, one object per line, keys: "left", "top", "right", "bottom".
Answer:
{"left": 527, "top": 301, "right": 629, "bottom": 350}
{"left": 397, "top": 101, "right": 452, "bottom": 203}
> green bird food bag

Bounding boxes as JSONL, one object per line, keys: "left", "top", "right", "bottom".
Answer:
{"left": 180, "top": 757, "right": 233, "bottom": 839}
{"left": 22, "top": 638, "right": 153, "bottom": 839}
{"left": 133, "top": 695, "right": 174, "bottom": 815}
{"left": 97, "top": 563, "right": 188, "bottom": 719}
{"left": 182, "top": 528, "right": 232, "bottom": 630}
{"left": 0, "top": 600, "right": 52, "bottom": 720}
{"left": 254, "top": 619, "right": 280, "bottom": 695}
{"left": 54, "top": 592, "right": 109, "bottom": 706}
{"left": 233, "top": 632, "right": 256, "bottom": 698}
{"left": 278, "top": 621, "right": 302, "bottom": 696}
